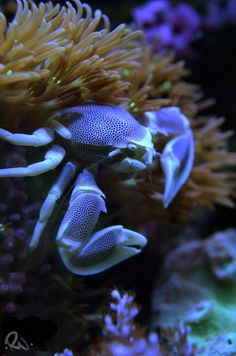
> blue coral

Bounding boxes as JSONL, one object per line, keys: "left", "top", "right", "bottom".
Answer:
{"left": 102, "top": 289, "right": 162, "bottom": 355}
{"left": 54, "top": 348, "right": 73, "bottom": 356}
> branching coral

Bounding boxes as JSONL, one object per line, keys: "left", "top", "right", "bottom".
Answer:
{"left": 103, "top": 289, "right": 140, "bottom": 338}
{"left": 54, "top": 348, "right": 74, "bottom": 356}
{"left": 59, "top": 289, "right": 201, "bottom": 355}
{"left": 84, "top": 289, "right": 163, "bottom": 356}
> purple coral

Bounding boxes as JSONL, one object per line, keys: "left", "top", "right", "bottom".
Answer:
{"left": 102, "top": 289, "right": 161, "bottom": 355}
{"left": 0, "top": 144, "right": 40, "bottom": 315}
{"left": 132, "top": 0, "right": 236, "bottom": 57}
{"left": 169, "top": 4, "right": 201, "bottom": 56}
{"left": 132, "top": 0, "right": 201, "bottom": 57}
{"left": 105, "top": 333, "right": 161, "bottom": 356}
{"left": 132, "top": 0, "right": 171, "bottom": 28}
{"left": 58, "top": 289, "right": 162, "bottom": 355}
{"left": 104, "top": 289, "right": 139, "bottom": 338}
{"left": 54, "top": 348, "right": 73, "bottom": 356}
{"left": 160, "top": 324, "right": 199, "bottom": 356}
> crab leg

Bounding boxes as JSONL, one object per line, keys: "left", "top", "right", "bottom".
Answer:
{"left": 0, "top": 145, "right": 65, "bottom": 177}
{"left": 0, "top": 127, "right": 54, "bottom": 146}
{"left": 29, "top": 162, "right": 77, "bottom": 250}
{"left": 56, "top": 169, "right": 147, "bottom": 275}
{"left": 48, "top": 118, "right": 72, "bottom": 140}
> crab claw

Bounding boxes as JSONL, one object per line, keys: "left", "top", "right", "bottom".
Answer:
{"left": 145, "top": 106, "right": 190, "bottom": 136}
{"left": 111, "top": 157, "right": 147, "bottom": 173}
{"left": 161, "top": 130, "right": 194, "bottom": 207}
{"left": 145, "top": 107, "right": 195, "bottom": 207}
{"left": 56, "top": 168, "right": 147, "bottom": 275}
{"left": 59, "top": 226, "right": 147, "bottom": 275}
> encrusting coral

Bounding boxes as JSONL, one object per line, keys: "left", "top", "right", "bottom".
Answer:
{"left": 0, "top": 0, "right": 235, "bottom": 223}
{"left": 0, "top": 143, "right": 40, "bottom": 316}
{"left": 151, "top": 229, "right": 236, "bottom": 355}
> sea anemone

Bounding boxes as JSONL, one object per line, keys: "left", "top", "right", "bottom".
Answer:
{"left": 0, "top": 0, "right": 143, "bottom": 124}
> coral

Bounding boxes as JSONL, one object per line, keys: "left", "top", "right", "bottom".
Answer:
{"left": 54, "top": 348, "right": 74, "bottom": 356}
{"left": 84, "top": 289, "right": 164, "bottom": 356}
{"left": 0, "top": 143, "right": 39, "bottom": 316}
{"left": 205, "top": 229, "right": 236, "bottom": 284}
{"left": 151, "top": 229, "right": 236, "bottom": 355}
{"left": 160, "top": 324, "right": 201, "bottom": 356}
{"left": 96, "top": 332, "right": 161, "bottom": 356}
{"left": 132, "top": 0, "right": 201, "bottom": 58}
{"left": 103, "top": 289, "right": 139, "bottom": 338}
{"left": 74, "top": 289, "right": 202, "bottom": 355}
{"left": 132, "top": 0, "right": 236, "bottom": 56}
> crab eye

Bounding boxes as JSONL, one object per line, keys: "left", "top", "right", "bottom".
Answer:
{"left": 128, "top": 143, "right": 138, "bottom": 151}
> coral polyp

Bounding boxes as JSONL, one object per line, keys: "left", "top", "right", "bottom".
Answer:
{"left": 0, "top": 0, "right": 142, "bottom": 109}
